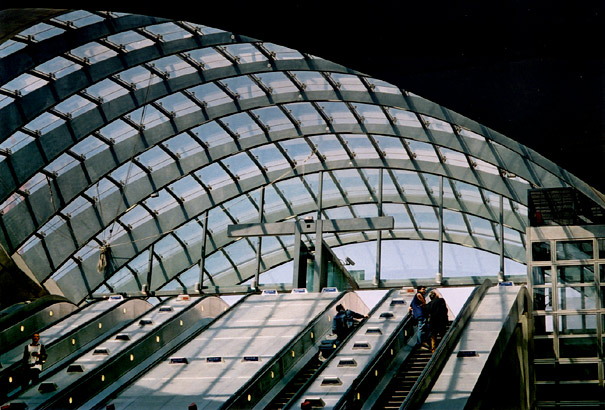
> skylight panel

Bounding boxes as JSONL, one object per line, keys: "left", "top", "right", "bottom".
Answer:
{"left": 63, "top": 195, "right": 92, "bottom": 219}
{"left": 440, "top": 147, "right": 469, "bottom": 168}
{"left": 55, "top": 94, "right": 96, "bottom": 118}
{"left": 25, "top": 112, "right": 64, "bottom": 135}
{"left": 4, "top": 73, "right": 47, "bottom": 96}
{"left": 120, "top": 205, "right": 153, "bottom": 230}
{"left": 53, "top": 10, "right": 105, "bottom": 28}
{"left": 203, "top": 251, "right": 232, "bottom": 277}
{"left": 163, "top": 132, "right": 203, "bottom": 159}
{"left": 156, "top": 93, "right": 200, "bottom": 117}
{"left": 389, "top": 170, "right": 425, "bottom": 195}
{"left": 0, "top": 94, "right": 13, "bottom": 109}
{"left": 19, "top": 22, "right": 64, "bottom": 41}
{"left": 190, "top": 121, "right": 233, "bottom": 148}
{"left": 71, "top": 134, "right": 109, "bottom": 159}
{"left": 330, "top": 169, "right": 373, "bottom": 200}
{"left": 128, "top": 105, "right": 169, "bottom": 129}
{"left": 106, "top": 30, "right": 154, "bottom": 51}
{"left": 251, "top": 106, "right": 293, "bottom": 132}
{"left": 331, "top": 73, "right": 366, "bottom": 92}
{"left": 0, "top": 131, "right": 34, "bottom": 153}
{"left": 137, "top": 145, "right": 175, "bottom": 171}
{"left": 467, "top": 214, "right": 495, "bottom": 239}
{"left": 291, "top": 71, "right": 331, "bottom": 92}
{"left": 255, "top": 72, "right": 298, "bottom": 94}
{"left": 71, "top": 41, "right": 118, "bottom": 64}
{"left": 224, "top": 240, "right": 256, "bottom": 265}
{"left": 221, "top": 152, "right": 261, "bottom": 180}
{"left": 195, "top": 163, "right": 232, "bottom": 191}
{"left": 366, "top": 78, "right": 400, "bottom": 94}
{"left": 319, "top": 102, "right": 356, "bottom": 125}
{"left": 443, "top": 209, "right": 467, "bottom": 232}
{"left": 407, "top": 140, "right": 440, "bottom": 163}
{"left": 473, "top": 158, "right": 500, "bottom": 175}
{"left": 44, "top": 152, "right": 79, "bottom": 176}
{"left": 285, "top": 102, "right": 326, "bottom": 127}
{"left": 279, "top": 139, "right": 320, "bottom": 166}
{"left": 144, "top": 189, "right": 179, "bottom": 214}
{"left": 353, "top": 103, "right": 389, "bottom": 125}
{"left": 19, "top": 173, "right": 47, "bottom": 196}
{"left": 118, "top": 65, "right": 163, "bottom": 88}
{"left": 154, "top": 235, "right": 183, "bottom": 260}
{"left": 308, "top": 134, "right": 349, "bottom": 161}
{"left": 261, "top": 43, "right": 304, "bottom": 60}
{"left": 38, "top": 215, "right": 66, "bottom": 238}
{"left": 187, "top": 82, "right": 231, "bottom": 107}
{"left": 221, "top": 76, "right": 265, "bottom": 100}
{"left": 146, "top": 22, "right": 193, "bottom": 41}
{"left": 98, "top": 119, "right": 138, "bottom": 144}
{"left": 153, "top": 54, "right": 195, "bottom": 78}
{"left": 408, "top": 204, "right": 439, "bottom": 230}
{"left": 187, "top": 48, "right": 232, "bottom": 69}
{"left": 249, "top": 145, "right": 289, "bottom": 173}
{"left": 421, "top": 115, "right": 453, "bottom": 133}
{"left": 106, "top": 267, "right": 137, "bottom": 291}
{"left": 340, "top": 135, "right": 380, "bottom": 160}
{"left": 223, "top": 195, "right": 259, "bottom": 224}
{"left": 222, "top": 112, "right": 263, "bottom": 139}
{"left": 383, "top": 203, "right": 414, "bottom": 229}
{"left": 174, "top": 219, "right": 204, "bottom": 245}
{"left": 372, "top": 135, "right": 409, "bottom": 159}
{"left": 0, "top": 40, "right": 27, "bottom": 58}
{"left": 323, "top": 206, "right": 355, "bottom": 219}
{"left": 109, "top": 161, "right": 146, "bottom": 186}
{"left": 388, "top": 108, "right": 422, "bottom": 128}
{"left": 223, "top": 43, "right": 267, "bottom": 64}
{"left": 85, "top": 78, "right": 128, "bottom": 102}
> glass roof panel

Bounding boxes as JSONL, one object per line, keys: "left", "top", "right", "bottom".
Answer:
{"left": 407, "top": 140, "right": 440, "bottom": 163}
{"left": 137, "top": 145, "right": 175, "bottom": 170}
{"left": 53, "top": 10, "right": 105, "bottom": 28}
{"left": 323, "top": 206, "right": 354, "bottom": 219}
{"left": 221, "top": 112, "right": 262, "bottom": 139}
{"left": 366, "top": 78, "right": 401, "bottom": 95}
{"left": 106, "top": 30, "right": 154, "bottom": 52}
{"left": 152, "top": 55, "right": 195, "bottom": 78}
{"left": 106, "top": 266, "right": 137, "bottom": 291}
{"left": 285, "top": 102, "right": 326, "bottom": 127}
{"left": 71, "top": 134, "right": 109, "bottom": 159}
{"left": 173, "top": 219, "right": 203, "bottom": 245}
{"left": 224, "top": 239, "right": 256, "bottom": 265}
{"left": 340, "top": 134, "right": 380, "bottom": 160}
{"left": 120, "top": 205, "right": 153, "bottom": 230}
{"left": 154, "top": 234, "right": 182, "bottom": 260}
{"left": 354, "top": 103, "right": 389, "bottom": 125}
{"left": 168, "top": 175, "right": 204, "bottom": 202}
{"left": 328, "top": 169, "right": 374, "bottom": 202}
{"left": 187, "top": 48, "right": 232, "bottom": 69}
{"left": 383, "top": 203, "right": 414, "bottom": 229}
{"left": 128, "top": 105, "right": 169, "bottom": 128}
{"left": 85, "top": 78, "right": 128, "bottom": 102}
{"left": 278, "top": 138, "right": 321, "bottom": 166}
{"left": 36, "top": 56, "right": 82, "bottom": 79}
{"left": 187, "top": 82, "right": 231, "bottom": 107}
{"left": 55, "top": 94, "right": 96, "bottom": 118}
{"left": 388, "top": 107, "right": 423, "bottom": 128}
{"left": 221, "top": 76, "right": 265, "bottom": 100}
{"left": 0, "top": 40, "right": 27, "bottom": 58}
{"left": 203, "top": 251, "right": 231, "bottom": 277}
{"left": 351, "top": 203, "right": 379, "bottom": 218}
{"left": 26, "top": 112, "right": 64, "bottom": 135}
{"left": 44, "top": 152, "right": 79, "bottom": 176}
{"left": 373, "top": 135, "right": 409, "bottom": 160}
{"left": 331, "top": 73, "right": 366, "bottom": 92}
{"left": 85, "top": 178, "right": 119, "bottom": 201}
{"left": 474, "top": 158, "right": 500, "bottom": 175}
{"left": 249, "top": 145, "right": 289, "bottom": 173}
{"left": 292, "top": 71, "right": 331, "bottom": 91}
{"left": 389, "top": 170, "right": 427, "bottom": 196}
{"left": 71, "top": 41, "right": 118, "bottom": 64}
{"left": 118, "top": 65, "right": 162, "bottom": 88}
{"left": 0, "top": 131, "right": 34, "bottom": 152}
{"left": 163, "top": 132, "right": 203, "bottom": 159}
{"left": 255, "top": 72, "right": 298, "bottom": 94}
{"left": 4, "top": 73, "right": 48, "bottom": 96}
{"left": 440, "top": 147, "right": 469, "bottom": 168}
{"left": 221, "top": 152, "right": 261, "bottom": 181}
{"left": 261, "top": 43, "right": 304, "bottom": 60}
{"left": 20, "top": 173, "right": 46, "bottom": 195}
{"left": 408, "top": 204, "right": 439, "bottom": 230}
{"left": 206, "top": 206, "right": 232, "bottom": 235}
{"left": 0, "top": 94, "right": 14, "bottom": 109}
{"left": 458, "top": 127, "right": 486, "bottom": 142}
{"left": 251, "top": 106, "right": 293, "bottom": 132}
{"left": 190, "top": 24, "right": 225, "bottom": 35}
{"left": 63, "top": 195, "right": 91, "bottom": 219}
{"left": 309, "top": 134, "right": 349, "bottom": 161}
{"left": 222, "top": 43, "right": 267, "bottom": 63}
{"left": 190, "top": 121, "right": 233, "bottom": 148}
{"left": 467, "top": 214, "right": 495, "bottom": 239}
{"left": 146, "top": 22, "right": 194, "bottom": 41}
{"left": 109, "top": 161, "right": 146, "bottom": 185}
{"left": 99, "top": 119, "right": 137, "bottom": 144}
{"left": 156, "top": 93, "right": 200, "bottom": 117}
{"left": 19, "top": 22, "right": 64, "bottom": 41}
{"left": 442, "top": 209, "right": 467, "bottom": 232}
{"left": 421, "top": 115, "right": 453, "bottom": 133}
{"left": 144, "top": 189, "right": 179, "bottom": 214}
{"left": 194, "top": 162, "right": 231, "bottom": 191}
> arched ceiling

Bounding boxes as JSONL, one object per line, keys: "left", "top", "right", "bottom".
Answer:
{"left": 0, "top": 9, "right": 602, "bottom": 304}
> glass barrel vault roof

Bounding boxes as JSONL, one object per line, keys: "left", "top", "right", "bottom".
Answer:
{"left": 0, "top": 9, "right": 603, "bottom": 304}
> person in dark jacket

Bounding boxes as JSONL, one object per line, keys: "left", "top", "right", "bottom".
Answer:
{"left": 332, "top": 304, "right": 368, "bottom": 342}
{"left": 409, "top": 286, "right": 430, "bottom": 350}
{"left": 21, "top": 333, "right": 47, "bottom": 390}
{"left": 426, "top": 290, "right": 449, "bottom": 352}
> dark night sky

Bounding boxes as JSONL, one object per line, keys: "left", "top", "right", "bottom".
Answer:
{"left": 5, "top": 1, "right": 605, "bottom": 191}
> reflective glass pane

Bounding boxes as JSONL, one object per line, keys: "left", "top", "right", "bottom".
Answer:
{"left": 533, "top": 287, "right": 553, "bottom": 311}
{"left": 532, "top": 241, "right": 551, "bottom": 262}
{"left": 221, "top": 76, "right": 264, "bottom": 100}
{"left": 556, "top": 240, "right": 593, "bottom": 260}
{"left": 557, "top": 314, "right": 597, "bottom": 335}
{"left": 107, "top": 30, "right": 154, "bottom": 51}
{"left": 54, "top": 10, "right": 104, "bottom": 28}
{"left": 558, "top": 286, "right": 597, "bottom": 310}
{"left": 36, "top": 56, "right": 81, "bottom": 79}
{"left": 557, "top": 265, "right": 594, "bottom": 285}
{"left": 532, "top": 266, "right": 552, "bottom": 285}
{"left": 262, "top": 43, "right": 304, "bottom": 60}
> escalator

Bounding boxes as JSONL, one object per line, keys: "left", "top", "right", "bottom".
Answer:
{"left": 265, "top": 356, "right": 322, "bottom": 410}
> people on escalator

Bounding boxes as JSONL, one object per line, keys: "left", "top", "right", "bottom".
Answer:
{"left": 427, "top": 290, "right": 449, "bottom": 353}
{"left": 21, "top": 333, "right": 47, "bottom": 390}
{"left": 332, "top": 303, "right": 368, "bottom": 343}
{"left": 409, "top": 286, "right": 430, "bottom": 350}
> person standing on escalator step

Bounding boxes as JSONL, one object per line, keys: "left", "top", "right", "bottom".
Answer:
{"left": 427, "top": 290, "right": 449, "bottom": 353}
{"left": 21, "top": 333, "right": 47, "bottom": 390}
{"left": 409, "top": 286, "right": 430, "bottom": 350}
{"left": 332, "top": 304, "right": 368, "bottom": 343}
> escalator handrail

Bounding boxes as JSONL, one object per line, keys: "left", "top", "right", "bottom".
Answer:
{"left": 281, "top": 289, "right": 398, "bottom": 410}
{"left": 401, "top": 279, "right": 493, "bottom": 410}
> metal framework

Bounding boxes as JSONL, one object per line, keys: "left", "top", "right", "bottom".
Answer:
{"left": 1, "top": 9, "right": 603, "bottom": 305}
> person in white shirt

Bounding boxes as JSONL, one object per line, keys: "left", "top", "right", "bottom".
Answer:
{"left": 21, "top": 333, "right": 47, "bottom": 390}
